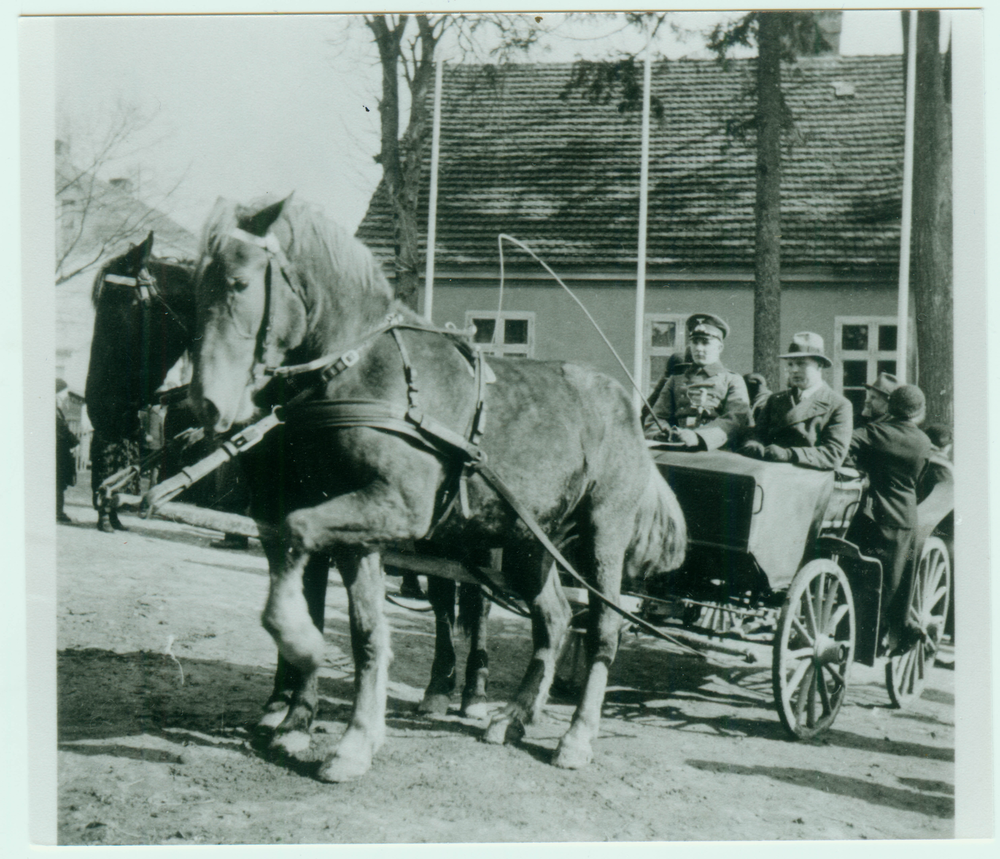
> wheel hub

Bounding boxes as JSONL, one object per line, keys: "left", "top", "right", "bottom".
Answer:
{"left": 814, "top": 634, "right": 847, "bottom": 665}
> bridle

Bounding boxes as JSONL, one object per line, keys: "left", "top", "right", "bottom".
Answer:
{"left": 226, "top": 227, "right": 309, "bottom": 385}
{"left": 103, "top": 264, "right": 190, "bottom": 336}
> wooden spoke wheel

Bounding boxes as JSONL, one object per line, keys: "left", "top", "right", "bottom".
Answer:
{"left": 772, "top": 559, "right": 855, "bottom": 739}
{"left": 885, "top": 536, "right": 951, "bottom": 708}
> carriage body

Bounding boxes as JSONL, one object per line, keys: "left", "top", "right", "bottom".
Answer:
{"left": 638, "top": 448, "right": 953, "bottom": 736}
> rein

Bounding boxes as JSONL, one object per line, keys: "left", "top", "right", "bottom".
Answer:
{"left": 163, "top": 228, "right": 702, "bottom": 656}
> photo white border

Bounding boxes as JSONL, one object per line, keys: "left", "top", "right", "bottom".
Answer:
{"left": 10, "top": 1, "right": 995, "bottom": 855}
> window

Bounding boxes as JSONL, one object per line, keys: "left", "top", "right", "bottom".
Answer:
{"left": 834, "top": 316, "right": 898, "bottom": 417}
{"left": 465, "top": 311, "right": 535, "bottom": 358}
{"left": 642, "top": 313, "right": 688, "bottom": 393}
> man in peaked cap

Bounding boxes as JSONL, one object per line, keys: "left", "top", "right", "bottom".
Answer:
{"left": 845, "top": 384, "right": 932, "bottom": 649}
{"left": 643, "top": 312, "right": 750, "bottom": 451}
{"left": 739, "top": 332, "right": 853, "bottom": 469}
{"left": 862, "top": 371, "right": 899, "bottom": 424}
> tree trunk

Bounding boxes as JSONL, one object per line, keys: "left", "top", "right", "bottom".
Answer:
{"left": 753, "top": 13, "right": 784, "bottom": 386}
{"left": 909, "top": 10, "right": 953, "bottom": 427}
{"left": 368, "top": 14, "right": 438, "bottom": 312}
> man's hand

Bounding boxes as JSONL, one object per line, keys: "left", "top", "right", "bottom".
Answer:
{"left": 674, "top": 428, "right": 700, "bottom": 449}
{"left": 763, "top": 444, "right": 793, "bottom": 463}
{"left": 739, "top": 440, "right": 765, "bottom": 459}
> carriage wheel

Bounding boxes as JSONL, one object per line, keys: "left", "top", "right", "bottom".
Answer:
{"left": 772, "top": 559, "right": 855, "bottom": 740}
{"left": 885, "top": 536, "right": 951, "bottom": 708}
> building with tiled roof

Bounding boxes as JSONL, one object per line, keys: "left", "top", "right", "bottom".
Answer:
{"left": 56, "top": 140, "right": 198, "bottom": 399}
{"left": 358, "top": 55, "right": 908, "bottom": 410}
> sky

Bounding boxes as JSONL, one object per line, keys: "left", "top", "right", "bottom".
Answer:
{"left": 52, "top": 10, "right": 922, "bottom": 238}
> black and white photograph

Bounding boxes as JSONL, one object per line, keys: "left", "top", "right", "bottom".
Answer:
{"left": 16, "top": 2, "right": 992, "bottom": 849}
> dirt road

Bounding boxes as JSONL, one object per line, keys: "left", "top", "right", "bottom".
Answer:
{"left": 54, "top": 484, "right": 954, "bottom": 845}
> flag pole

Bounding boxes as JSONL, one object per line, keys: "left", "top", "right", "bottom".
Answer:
{"left": 632, "top": 53, "right": 653, "bottom": 409}
{"left": 896, "top": 10, "right": 918, "bottom": 383}
{"left": 423, "top": 58, "right": 445, "bottom": 321}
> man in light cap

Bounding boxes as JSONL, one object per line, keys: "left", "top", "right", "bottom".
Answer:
{"left": 845, "top": 384, "right": 932, "bottom": 648}
{"left": 739, "top": 332, "right": 852, "bottom": 469}
{"left": 862, "top": 371, "right": 899, "bottom": 424}
{"left": 643, "top": 312, "right": 749, "bottom": 451}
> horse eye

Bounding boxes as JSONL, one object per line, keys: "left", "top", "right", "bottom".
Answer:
{"left": 227, "top": 276, "right": 249, "bottom": 292}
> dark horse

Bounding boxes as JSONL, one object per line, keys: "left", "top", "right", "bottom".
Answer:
{"left": 87, "top": 234, "right": 493, "bottom": 725}
{"left": 189, "top": 196, "right": 687, "bottom": 781}
{"left": 85, "top": 233, "right": 197, "bottom": 531}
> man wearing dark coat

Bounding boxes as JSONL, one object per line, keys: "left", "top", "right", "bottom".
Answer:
{"left": 845, "top": 385, "right": 933, "bottom": 648}
{"left": 739, "top": 332, "right": 853, "bottom": 470}
{"left": 643, "top": 313, "right": 750, "bottom": 451}
{"left": 56, "top": 379, "right": 79, "bottom": 523}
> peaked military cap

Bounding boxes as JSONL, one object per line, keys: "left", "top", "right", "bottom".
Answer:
{"left": 686, "top": 312, "right": 729, "bottom": 341}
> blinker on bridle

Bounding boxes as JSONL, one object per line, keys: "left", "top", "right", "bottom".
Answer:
{"left": 104, "top": 266, "right": 190, "bottom": 335}
{"left": 226, "top": 227, "right": 303, "bottom": 382}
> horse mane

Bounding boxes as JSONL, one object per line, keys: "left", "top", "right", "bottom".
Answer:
{"left": 199, "top": 196, "right": 396, "bottom": 347}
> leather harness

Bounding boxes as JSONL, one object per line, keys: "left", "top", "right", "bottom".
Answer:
{"left": 143, "top": 226, "right": 700, "bottom": 655}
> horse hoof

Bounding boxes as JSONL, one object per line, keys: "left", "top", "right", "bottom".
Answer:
{"left": 317, "top": 752, "right": 371, "bottom": 783}
{"left": 553, "top": 736, "right": 593, "bottom": 770}
{"left": 270, "top": 729, "right": 311, "bottom": 756}
{"left": 417, "top": 693, "right": 451, "bottom": 715}
{"left": 257, "top": 707, "right": 290, "bottom": 731}
{"left": 483, "top": 715, "right": 523, "bottom": 746}
{"left": 461, "top": 700, "right": 489, "bottom": 721}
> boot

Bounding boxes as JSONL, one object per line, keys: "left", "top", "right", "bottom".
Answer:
{"left": 97, "top": 509, "right": 116, "bottom": 533}
{"left": 109, "top": 509, "right": 129, "bottom": 532}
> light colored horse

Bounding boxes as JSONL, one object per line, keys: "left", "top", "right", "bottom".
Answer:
{"left": 190, "top": 195, "right": 686, "bottom": 781}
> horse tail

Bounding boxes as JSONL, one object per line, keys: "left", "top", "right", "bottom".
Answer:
{"left": 624, "top": 460, "right": 687, "bottom": 584}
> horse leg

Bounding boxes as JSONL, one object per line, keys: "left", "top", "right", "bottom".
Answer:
{"left": 459, "top": 562, "right": 494, "bottom": 719}
{"left": 553, "top": 535, "right": 626, "bottom": 770}
{"left": 268, "top": 554, "right": 330, "bottom": 755}
{"left": 483, "top": 553, "right": 570, "bottom": 745}
{"left": 418, "top": 575, "right": 458, "bottom": 715}
{"left": 317, "top": 550, "right": 391, "bottom": 783}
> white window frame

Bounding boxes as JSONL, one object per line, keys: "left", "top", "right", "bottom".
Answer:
{"left": 465, "top": 310, "right": 535, "bottom": 358}
{"left": 642, "top": 313, "right": 688, "bottom": 394}
{"left": 833, "top": 315, "right": 899, "bottom": 404}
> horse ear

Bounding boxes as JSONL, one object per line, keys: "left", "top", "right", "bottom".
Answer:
{"left": 124, "top": 231, "right": 155, "bottom": 270}
{"left": 240, "top": 196, "right": 291, "bottom": 237}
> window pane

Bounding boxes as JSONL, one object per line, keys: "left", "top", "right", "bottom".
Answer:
{"left": 650, "top": 321, "right": 677, "bottom": 349}
{"left": 878, "top": 325, "right": 897, "bottom": 352}
{"left": 505, "top": 318, "right": 529, "bottom": 345}
{"left": 877, "top": 359, "right": 897, "bottom": 377}
{"left": 842, "top": 360, "right": 868, "bottom": 387}
{"left": 841, "top": 325, "right": 868, "bottom": 351}
{"left": 844, "top": 389, "right": 866, "bottom": 423}
{"left": 471, "top": 318, "right": 496, "bottom": 344}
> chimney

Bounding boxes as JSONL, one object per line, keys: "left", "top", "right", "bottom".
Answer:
{"left": 814, "top": 11, "right": 842, "bottom": 56}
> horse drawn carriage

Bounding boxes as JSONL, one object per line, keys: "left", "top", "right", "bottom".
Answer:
{"left": 559, "top": 447, "right": 954, "bottom": 738}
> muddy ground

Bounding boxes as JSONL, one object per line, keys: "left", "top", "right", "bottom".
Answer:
{"left": 54, "top": 482, "right": 955, "bottom": 845}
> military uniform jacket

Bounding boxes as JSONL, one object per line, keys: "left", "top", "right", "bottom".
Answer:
{"left": 848, "top": 419, "right": 932, "bottom": 530}
{"left": 644, "top": 362, "right": 750, "bottom": 450}
{"left": 754, "top": 383, "right": 853, "bottom": 470}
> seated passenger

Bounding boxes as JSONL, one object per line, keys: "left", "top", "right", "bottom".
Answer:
{"left": 643, "top": 313, "right": 749, "bottom": 451}
{"left": 844, "top": 385, "right": 932, "bottom": 647}
{"left": 860, "top": 371, "right": 899, "bottom": 426}
{"left": 739, "top": 332, "right": 853, "bottom": 470}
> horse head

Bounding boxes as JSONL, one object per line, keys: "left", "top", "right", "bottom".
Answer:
{"left": 191, "top": 195, "right": 311, "bottom": 433}
{"left": 85, "top": 232, "right": 194, "bottom": 436}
